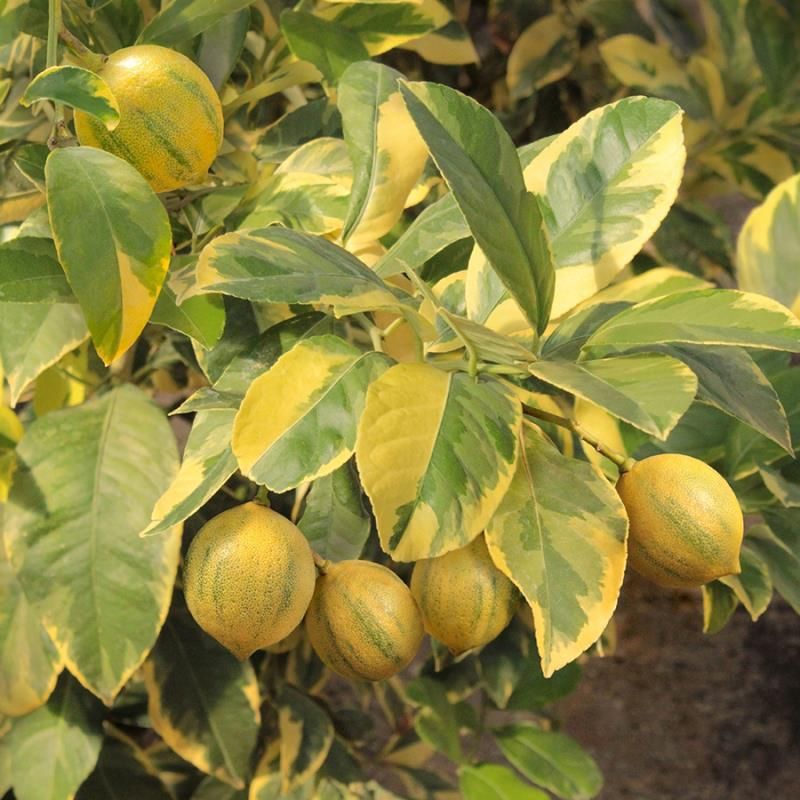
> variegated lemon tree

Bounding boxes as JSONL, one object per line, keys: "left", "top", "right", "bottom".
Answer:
{"left": 2, "top": 2, "right": 800, "bottom": 800}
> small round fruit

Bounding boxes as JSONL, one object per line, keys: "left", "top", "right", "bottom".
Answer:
{"left": 617, "top": 454, "right": 743, "bottom": 589}
{"left": 74, "top": 44, "right": 223, "bottom": 192}
{"left": 410, "top": 535, "right": 520, "bottom": 654}
{"left": 305, "top": 561, "right": 423, "bottom": 681}
{"left": 183, "top": 503, "right": 316, "bottom": 659}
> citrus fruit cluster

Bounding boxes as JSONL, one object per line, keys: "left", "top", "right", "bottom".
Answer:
{"left": 184, "top": 503, "right": 521, "bottom": 678}
{"left": 184, "top": 452, "right": 744, "bottom": 677}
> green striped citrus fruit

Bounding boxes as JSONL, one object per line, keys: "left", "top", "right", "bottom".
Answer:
{"left": 305, "top": 561, "right": 423, "bottom": 681}
{"left": 74, "top": 44, "right": 223, "bottom": 193}
{"left": 183, "top": 502, "right": 316, "bottom": 659}
{"left": 410, "top": 534, "right": 520, "bottom": 654}
{"left": 617, "top": 454, "right": 743, "bottom": 589}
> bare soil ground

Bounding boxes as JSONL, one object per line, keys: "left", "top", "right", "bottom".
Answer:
{"left": 557, "top": 574, "right": 800, "bottom": 800}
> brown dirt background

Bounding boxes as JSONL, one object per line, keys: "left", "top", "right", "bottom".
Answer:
{"left": 556, "top": 574, "right": 800, "bottom": 800}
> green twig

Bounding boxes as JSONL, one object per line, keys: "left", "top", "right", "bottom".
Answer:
{"left": 46, "top": 0, "right": 65, "bottom": 148}
{"left": 523, "top": 404, "right": 634, "bottom": 471}
{"left": 354, "top": 313, "right": 384, "bottom": 353}
{"left": 58, "top": 27, "right": 106, "bottom": 72}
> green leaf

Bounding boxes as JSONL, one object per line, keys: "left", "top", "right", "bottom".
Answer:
{"left": 233, "top": 335, "right": 391, "bottom": 492}
{"left": 0, "top": 536, "right": 61, "bottom": 716}
{"left": 339, "top": 61, "right": 427, "bottom": 247}
{"left": 12, "top": 143, "right": 50, "bottom": 190}
{"left": 745, "top": 0, "right": 798, "bottom": 100}
{"left": 191, "top": 227, "right": 402, "bottom": 315}
{"left": 0, "top": 301, "right": 88, "bottom": 405}
{"left": 747, "top": 513, "right": 800, "bottom": 613}
{"left": 661, "top": 345, "right": 791, "bottom": 452}
{"left": 477, "top": 621, "right": 531, "bottom": 710}
{"left": 719, "top": 545, "right": 773, "bottom": 620}
{"left": 277, "top": 686, "right": 334, "bottom": 794}
{"left": 0, "top": 236, "right": 73, "bottom": 303}
{"left": 46, "top": 147, "right": 172, "bottom": 365}
{"left": 494, "top": 723, "right": 603, "bottom": 800}
{"left": 151, "top": 260, "right": 225, "bottom": 349}
{"left": 4, "top": 386, "right": 181, "bottom": 703}
{"left": 194, "top": 776, "right": 247, "bottom": 800}
{"left": 400, "top": 80, "right": 554, "bottom": 333}
{"left": 530, "top": 354, "right": 697, "bottom": 439}
{"left": 374, "top": 193, "right": 466, "bottom": 278}
{"left": 20, "top": 65, "right": 120, "bottom": 129}
{"left": 583, "top": 289, "right": 800, "bottom": 357}
{"left": 281, "top": 10, "right": 369, "bottom": 85}
{"left": 142, "top": 595, "right": 260, "bottom": 789}
{"left": 485, "top": 423, "right": 628, "bottom": 677}
{"left": 506, "top": 653, "right": 582, "bottom": 712}
{"left": 76, "top": 735, "right": 173, "bottom": 800}
{"left": 197, "top": 8, "right": 250, "bottom": 91}
{"left": 460, "top": 764, "right": 549, "bottom": 800}
{"left": 405, "top": 677, "right": 462, "bottom": 763}
{"left": 144, "top": 409, "right": 238, "bottom": 536}
{"left": 9, "top": 673, "right": 104, "bottom": 800}
{"left": 356, "top": 365, "right": 522, "bottom": 562}
{"left": 138, "top": 0, "right": 257, "bottom": 46}
{"left": 737, "top": 171, "right": 800, "bottom": 312}
{"left": 298, "top": 461, "right": 371, "bottom": 561}
{"left": 759, "top": 464, "right": 800, "bottom": 507}
{"left": 526, "top": 96, "right": 685, "bottom": 318}
{"left": 701, "top": 581, "right": 739, "bottom": 635}
{"left": 725, "top": 369, "right": 800, "bottom": 478}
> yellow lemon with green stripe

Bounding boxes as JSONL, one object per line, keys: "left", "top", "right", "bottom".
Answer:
{"left": 183, "top": 503, "right": 316, "bottom": 660}
{"left": 410, "top": 534, "right": 520, "bottom": 655}
{"left": 305, "top": 561, "right": 424, "bottom": 681}
{"left": 617, "top": 454, "right": 743, "bottom": 589}
{"left": 74, "top": 44, "right": 223, "bottom": 193}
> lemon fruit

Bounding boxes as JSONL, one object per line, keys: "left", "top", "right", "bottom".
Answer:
{"left": 617, "top": 454, "right": 743, "bottom": 589}
{"left": 183, "top": 503, "right": 316, "bottom": 659}
{"left": 410, "top": 534, "right": 520, "bottom": 654}
{"left": 305, "top": 561, "right": 424, "bottom": 681}
{"left": 74, "top": 44, "right": 223, "bottom": 193}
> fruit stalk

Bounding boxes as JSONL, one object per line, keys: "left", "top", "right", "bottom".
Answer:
{"left": 523, "top": 403, "right": 634, "bottom": 471}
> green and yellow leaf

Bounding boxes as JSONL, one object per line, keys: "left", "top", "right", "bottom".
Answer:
{"left": 20, "top": 65, "right": 120, "bottom": 129}
{"left": 46, "top": 147, "right": 172, "bottom": 364}
{"left": 233, "top": 335, "right": 391, "bottom": 492}
{"left": 485, "top": 423, "right": 628, "bottom": 676}
{"left": 3, "top": 386, "right": 180, "bottom": 703}
{"left": 142, "top": 595, "right": 260, "bottom": 789}
{"left": 356, "top": 364, "right": 521, "bottom": 561}
{"left": 339, "top": 62, "right": 428, "bottom": 249}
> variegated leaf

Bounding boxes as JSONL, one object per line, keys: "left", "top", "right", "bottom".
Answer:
{"left": 4, "top": 386, "right": 180, "bottom": 703}
{"left": 190, "top": 227, "right": 403, "bottom": 315}
{"left": 583, "top": 289, "right": 800, "bottom": 356}
{"left": 486, "top": 423, "right": 628, "bottom": 676}
{"left": 137, "top": 0, "right": 257, "bottom": 46}
{"left": 0, "top": 533, "right": 62, "bottom": 717}
{"left": 0, "top": 236, "right": 73, "bottom": 303}
{"left": 356, "top": 364, "right": 521, "bottom": 561}
{"left": 322, "top": 0, "right": 451, "bottom": 55}
{"left": 460, "top": 763, "right": 549, "bottom": 800}
{"left": 298, "top": 461, "right": 371, "bottom": 561}
{"left": 0, "top": 301, "right": 89, "bottom": 405}
{"left": 240, "top": 173, "right": 349, "bottom": 234}
{"left": 144, "top": 409, "right": 238, "bottom": 536}
{"left": 46, "top": 147, "right": 172, "bottom": 364}
{"left": 529, "top": 354, "right": 697, "bottom": 439}
{"left": 233, "top": 335, "right": 391, "bottom": 492}
{"left": 507, "top": 15, "right": 576, "bottom": 100}
{"left": 400, "top": 80, "right": 554, "bottom": 333}
{"left": 20, "top": 65, "right": 119, "bottom": 129}
{"left": 402, "top": 20, "right": 479, "bottom": 65}
{"left": 719, "top": 545, "right": 773, "bottom": 621}
{"left": 340, "top": 62, "right": 428, "bottom": 248}
{"left": 524, "top": 96, "right": 685, "bottom": 318}
{"left": 76, "top": 735, "right": 173, "bottom": 800}
{"left": 277, "top": 686, "right": 334, "bottom": 794}
{"left": 9, "top": 673, "right": 104, "bottom": 800}
{"left": 737, "top": 171, "right": 800, "bottom": 314}
{"left": 142, "top": 595, "right": 260, "bottom": 788}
